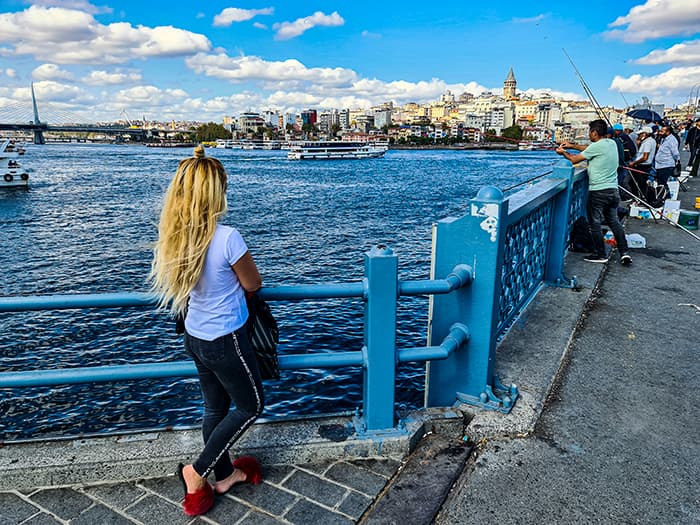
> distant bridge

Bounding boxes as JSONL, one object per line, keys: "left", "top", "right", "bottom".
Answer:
{"left": 0, "top": 84, "right": 171, "bottom": 144}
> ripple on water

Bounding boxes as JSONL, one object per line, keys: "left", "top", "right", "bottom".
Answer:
{"left": 0, "top": 144, "right": 558, "bottom": 439}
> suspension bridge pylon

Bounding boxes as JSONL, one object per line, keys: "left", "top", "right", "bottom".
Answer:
{"left": 31, "top": 83, "right": 45, "bottom": 145}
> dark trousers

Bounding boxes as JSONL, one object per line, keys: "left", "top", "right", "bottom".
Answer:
{"left": 185, "top": 327, "right": 264, "bottom": 480}
{"left": 630, "top": 164, "right": 651, "bottom": 199}
{"left": 587, "top": 188, "right": 629, "bottom": 258}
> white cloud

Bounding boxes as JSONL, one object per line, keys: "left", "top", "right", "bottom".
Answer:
{"left": 635, "top": 39, "right": 700, "bottom": 65}
{"left": 512, "top": 14, "right": 548, "bottom": 24}
{"left": 13, "top": 80, "right": 90, "bottom": 103}
{"left": 113, "top": 85, "right": 189, "bottom": 105}
{"left": 610, "top": 66, "right": 700, "bottom": 97}
{"left": 213, "top": 7, "right": 274, "bottom": 27}
{"left": 0, "top": 6, "right": 211, "bottom": 64}
{"left": 32, "top": 63, "right": 74, "bottom": 81}
{"left": 81, "top": 69, "right": 142, "bottom": 85}
{"left": 605, "top": 0, "right": 700, "bottom": 43}
{"left": 28, "top": 0, "right": 113, "bottom": 15}
{"left": 520, "top": 88, "right": 585, "bottom": 100}
{"left": 185, "top": 52, "right": 358, "bottom": 86}
{"left": 273, "top": 11, "right": 344, "bottom": 40}
{"left": 196, "top": 12, "right": 205, "bottom": 20}
{"left": 4, "top": 68, "right": 17, "bottom": 78}
{"left": 253, "top": 22, "right": 268, "bottom": 30}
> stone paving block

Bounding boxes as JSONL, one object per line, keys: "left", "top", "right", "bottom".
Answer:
{"left": 228, "top": 481, "right": 296, "bottom": 516}
{"left": 262, "top": 465, "right": 293, "bottom": 485}
{"left": 70, "top": 503, "right": 137, "bottom": 525}
{"left": 337, "top": 491, "right": 372, "bottom": 520}
{"left": 83, "top": 482, "right": 146, "bottom": 510}
{"left": 0, "top": 492, "right": 41, "bottom": 523}
{"left": 296, "top": 460, "right": 337, "bottom": 476}
{"left": 325, "top": 462, "right": 388, "bottom": 497}
{"left": 17, "top": 512, "right": 61, "bottom": 524}
{"left": 282, "top": 470, "right": 346, "bottom": 508}
{"left": 125, "top": 494, "right": 190, "bottom": 525}
{"left": 197, "top": 493, "right": 248, "bottom": 524}
{"left": 347, "top": 458, "right": 400, "bottom": 479}
{"left": 238, "top": 510, "right": 287, "bottom": 524}
{"left": 29, "top": 488, "right": 93, "bottom": 521}
{"left": 138, "top": 475, "right": 183, "bottom": 503}
{"left": 284, "top": 499, "right": 353, "bottom": 525}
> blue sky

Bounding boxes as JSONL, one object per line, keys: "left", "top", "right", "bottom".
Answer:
{"left": 0, "top": 0, "right": 699, "bottom": 122}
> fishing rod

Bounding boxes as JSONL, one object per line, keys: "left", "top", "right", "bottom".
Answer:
{"left": 617, "top": 181, "right": 700, "bottom": 242}
{"left": 562, "top": 48, "right": 612, "bottom": 127}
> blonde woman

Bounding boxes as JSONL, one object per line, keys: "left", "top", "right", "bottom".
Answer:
{"left": 150, "top": 145, "right": 264, "bottom": 516}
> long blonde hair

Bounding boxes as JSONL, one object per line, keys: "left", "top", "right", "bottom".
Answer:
{"left": 150, "top": 145, "right": 228, "bottom": 315}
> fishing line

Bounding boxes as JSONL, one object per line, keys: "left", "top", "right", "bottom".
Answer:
{"left": 562, "top": 49, "right": 612, "bottom": 126}
{"left": 617, "top": 183, "right": 700, "bottom": 241}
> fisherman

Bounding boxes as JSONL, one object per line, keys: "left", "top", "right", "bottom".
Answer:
{"left": 613, "top": 123, "right": 637, "bottom": 163}
{"left": 654, "top": 125, "right": 680, "bottom": 185}
{"left": 628, "top": 126, "right": 656, "bottom": 200}
{"left": 556, "top": 119, "right": 632, "bottom": 265}
{"left": 685, "top": 118, "right": 700, "bottom": 172}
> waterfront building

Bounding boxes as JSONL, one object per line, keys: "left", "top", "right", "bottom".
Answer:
{"left": 503, "top": 67, "right": 517, "bottom": 100}
{"left": 261, "top": 110, "right": 280, "bottom": 127}
{"left": 318, "top": 109, "right": 340, "bottom": 134}
{"left": 237, "top": 112, "right": 265, "bottom": 135}
{"left": 374, "top": 109, "right": 392, "bottom": 129}
{"left": 300, "top": 109, "right": 318, "bottom": 126}
{"left": 535, "top": 103, "right": 562, "bottom": 129}
{"left": 338, "top": 109, "right": 350, "bottom": 130}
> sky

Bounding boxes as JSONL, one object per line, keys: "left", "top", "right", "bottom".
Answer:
{"left": 0, "top": 0, "right": 699, "bottom": 123}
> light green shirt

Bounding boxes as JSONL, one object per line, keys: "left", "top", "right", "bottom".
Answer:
{"left": 581, "top": 138, "right": 619, "bottom": 191}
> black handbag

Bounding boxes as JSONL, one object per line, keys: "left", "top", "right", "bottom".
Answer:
{"left": 246, "top": 294, "right": 280, "bottom": 380}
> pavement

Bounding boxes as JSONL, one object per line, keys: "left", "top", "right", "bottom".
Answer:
{"left": 1, "top": 163, "right": 698, "bottom": 525}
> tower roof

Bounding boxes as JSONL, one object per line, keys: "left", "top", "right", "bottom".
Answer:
{"left": 505, "top": 67, "right": 516, "bottom": 82}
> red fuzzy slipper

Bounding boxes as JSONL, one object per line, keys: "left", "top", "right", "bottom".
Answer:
{"left": 233, "top": 455, "right": 263, "bottom": 485}
{"left": 177, "top": 463, "right": 214, "bottom": 516}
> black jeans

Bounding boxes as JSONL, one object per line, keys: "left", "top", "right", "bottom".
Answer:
{"left": 587, "top": 188, "right": 629, "bottom": 258}
{"left": 185, "top": 327, "right": 264, "bottom": 480}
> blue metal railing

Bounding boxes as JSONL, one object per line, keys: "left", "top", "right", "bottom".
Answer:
{"left": 0, "top": 160, "right": 587, "bottom": 433}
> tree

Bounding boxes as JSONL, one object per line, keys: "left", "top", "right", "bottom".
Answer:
{"left": 194, "top": 122, "right": 231, "bottom": 142}
{"left": 501, "top": 125, "right": 523, "bottom": 141}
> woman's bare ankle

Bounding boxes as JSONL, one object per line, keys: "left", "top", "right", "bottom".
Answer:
{"left": 215, "top": 468, "right": 247, "bottom": 493}
{"left": 183, "top": 464, "right": 207, "bottom": 492}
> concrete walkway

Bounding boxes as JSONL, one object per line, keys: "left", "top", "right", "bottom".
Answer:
{"left": 1, "top": 168, "right": 698, "bottom": 525}
{"left": 436, "top": 169, "right": 700, "bottom": 524}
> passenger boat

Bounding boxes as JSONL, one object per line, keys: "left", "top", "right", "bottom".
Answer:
{"left": 518, "top": 140, "right": 557, "bottom": 151}
{"left": 1, "top": 139, "right": 29, "bottom": 188}
{"left": 287, "top": 140, "right": 388, "bottom": 160}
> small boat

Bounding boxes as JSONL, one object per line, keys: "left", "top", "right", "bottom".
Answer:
{"left": 1, "top": 139, "right": 29, "bottom": 188}
{"left": 287, "top": 140, "right": 388, "bottom": 160}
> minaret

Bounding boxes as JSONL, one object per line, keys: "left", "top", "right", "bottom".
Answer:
{"left": 503, "top": 67, "right": 517, "bottom": 100}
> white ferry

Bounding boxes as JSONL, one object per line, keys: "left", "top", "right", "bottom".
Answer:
{"left": 214, "top": 139, "right": 242, "bottom": 149}
{"left": 1, "top": 139, "right": 29, "bottom": 188}
{"left": 287, "top": 141, "right": 388, "bottom": 160}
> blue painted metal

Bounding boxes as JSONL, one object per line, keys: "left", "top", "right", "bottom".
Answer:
{"left": 426, "top": 185, "right": 516, "bottom": 412}
{"left": 359, "top": 245, "right": 398, "bottom": 431}
{"left": 545, "top": 160, "right": 577, "bottom": 287}
{"left": 398, "top": 323, "right": 469, "bottom": 362}
{"left": 0, "top": 165, "right": 591, "bottom": 431}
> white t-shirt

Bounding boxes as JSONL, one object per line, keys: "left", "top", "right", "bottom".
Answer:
{"left": 185, "top": 224, "right": 249, "bottom": 340}
{"left": 634, "top": 137, "right": 656, "bottom": 166}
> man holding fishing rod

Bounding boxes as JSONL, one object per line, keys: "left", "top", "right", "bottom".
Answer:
{"left": 556, "top": 119, "right": 633, "bottom": 265}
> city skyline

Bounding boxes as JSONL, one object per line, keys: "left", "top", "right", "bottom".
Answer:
{"left": 0, "top": 0, "right": 699, "bottom": 123}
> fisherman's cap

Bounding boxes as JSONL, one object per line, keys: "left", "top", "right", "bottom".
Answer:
{"left": 612, "top": 123, "right": 623, "bottom": 131}
{"left": 640, "top": 126, "right": 653, "bottom": 134}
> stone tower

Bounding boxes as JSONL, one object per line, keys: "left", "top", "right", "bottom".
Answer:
{"left": 503, "top": 67, "right": 517, "bottom": 100}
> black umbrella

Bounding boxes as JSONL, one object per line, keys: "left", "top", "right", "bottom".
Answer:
{"left": 626, "top": 108, "right": 663, "bottom": 123}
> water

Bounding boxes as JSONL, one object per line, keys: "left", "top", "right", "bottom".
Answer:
{"left": 0, "top": 144, "right": 557, "bottom": 440}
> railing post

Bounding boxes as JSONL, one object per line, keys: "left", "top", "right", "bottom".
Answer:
{"left": 426, "top": 186, "right": 516, "bottom": 412}
{"left": 544, "top": 159, "right": 576, "bottom": 286}
{"left": 359, "top": 245, "right": 398, "bottom": 432}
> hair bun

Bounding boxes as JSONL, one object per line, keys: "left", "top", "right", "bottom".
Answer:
{"left": 193, "top": 145, "right": 206, "bottom": 159}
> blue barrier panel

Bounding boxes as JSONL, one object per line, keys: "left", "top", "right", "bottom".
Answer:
{"left": 0, "top": 167, "right": 589, "bottom": 434}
